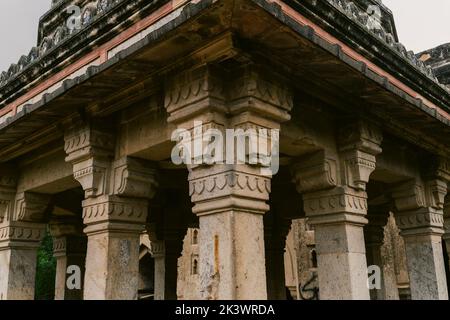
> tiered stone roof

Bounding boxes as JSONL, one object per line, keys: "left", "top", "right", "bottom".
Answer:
{"left": 419, "top": 43, "right": 450, "bottom": 88}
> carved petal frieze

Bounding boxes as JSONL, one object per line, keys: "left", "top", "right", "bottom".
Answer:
{"left": 394, "top": 207, "right": 444, "bottom": 233}
{"left": 302, "top": 187, "right": 368, "bottom": 218}
{"left": 82, "top": 195, "right": 149, "bottom": 226}
{"left": 0, "top": 221, "right": 46, "bottom": 247}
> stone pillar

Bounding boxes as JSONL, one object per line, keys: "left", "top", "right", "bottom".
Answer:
{"left": 365, "top": 208, "right": 399, "bottom": 300}
{"left": 392, "top": 177, "right": 449, "bottom": 300}
{"left": 0, "top": 185, "right": 50, "bottom": 300}
{"left": 152, "top": 239, "right": 183, "bottom": 300}
{"left": 0, "top": 221, "right": 45, "bottom": 300}
{"left": 50, "top": 221, "right": 86, "bottom": 300}
{"left": 444, "top": 197, "right": 450, "bottom": 269}
{"left": 292, "top": 120, "right": 383, "bottom": 300}
{"left": 65, "top": 125, "right": 158, "bottom": 300}
{"left": 164, "top": 65, "right": 292, "bottom": 299}
{"left": 264, "top": 212, "right": 291, "bottom": 300}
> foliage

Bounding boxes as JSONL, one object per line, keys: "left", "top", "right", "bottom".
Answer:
{"left": 34, "top": 230, "right": 56, "bottom": 300}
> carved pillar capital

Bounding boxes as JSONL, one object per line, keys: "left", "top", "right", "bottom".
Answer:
{"left": 391, "top": 178, "right": 447, "bottom": 236}
{"left": 82, "top": 195, "right": 149, "bottom": 234}
{"left": 0, "top": 221, "right": 46, "bottom": 249}
{"left": 188, "top": 165, "right": 271, "bottom": 216}
{"left": 14, "top": 192, "right": 51, "bottom": 223}
{"left": 338, "top": 119, "right": 383, "bottom": 191}
{"left": 112, "top": 157, "right": 158, "bottom": 199}
{"left": 165, "top": 65, "right": 293, "bottom": 129}
{"left": 291, "top": 150, "right": 338, "bottom": 194}
{"left": 64, "top": 123, "right": 114, "bottom": 198}
{"left": 303, "top": 186, "right": 368, "bottom": 226}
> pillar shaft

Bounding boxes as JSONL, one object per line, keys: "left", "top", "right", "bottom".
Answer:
{"left": 392, "top": 177, "right": 449, "bottom": 300}
{"left": 302, "top": 187, "right": 371, "bottom": 300}
{"left": 82, "top": 196, "right": 149, "bottom": 300}
{"left": 152, "top": 239, "right": 182, "bottom": 300}
{"left": 0, "top": 222, "right": 45, "bottom": 300}
{"left": 190, "top": 166, "right": 271, "bottom": 300}
{"left": 365, "top": 212, "right": 399, "bottom": 300}
{"left": 53, "top": 235, "right": 86, "bottom": 300}
{"left": 292, "top": 119, "right": 383, "bottom": 300}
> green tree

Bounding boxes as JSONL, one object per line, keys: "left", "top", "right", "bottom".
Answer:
{"left": 34, "top": 230, "right": 56, "bottom": 300}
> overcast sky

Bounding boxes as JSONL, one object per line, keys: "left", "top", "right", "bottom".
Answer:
{"left": 0, "top": 0, "right": 449, "bottom": 72}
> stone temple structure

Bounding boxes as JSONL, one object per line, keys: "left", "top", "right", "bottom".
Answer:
{"left": 0, "top": 0, "right": 449, "bottom": 300}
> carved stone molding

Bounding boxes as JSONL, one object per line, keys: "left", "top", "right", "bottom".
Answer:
{"left": 112, "top": 157, "right": 158, "bottom": 199}
{"left": 394, "top": 207, "right": 444, "bottom": 236}
{"left": 151, "top": 240, "right": 165, "bottom": 258}
{"left": 424, "top": 156, "right": 450, "bottom": 183}
{"left": 82, "top": 195, "right": 149, "bottom": 228}
{"left": 338, "top": 120, "right": 383, "bottom": 191}
{"left": 14, "top": 192, "right": 51, "bottom": 223}
{"left": 64, "top": 124, "right": 114, "bottom": 163}
{"left": 425, "top": 179, "right": 448, "bottom": 210}
{"left": 64, "top": 124, "right": 114, "bottom": 198}
{"left": 165, "top": 65, "right": 293, "bottom": 128}
{"left": 302, "top": 186, "right": 368, "bottom": 226}
{"left": 391, "top": 180, "right": 426, "bottom": 212}
{"left": 291, "top": 150, "right": 338, "bottom": 193}
{"left": 164, "top": 65, "right": 226, "bottom": 125}
{"left": 0, "top": 167, "right": 17, "bottom": 224}
{"left": 392, "top": 178, "right": 447, "bottom": 212}
{"left": 188, "top": 165, "right": 271, "bottom": 216}
{"left": 0, "top": 221, "right": 46, "bottom": 249}
{"left": 227, "top": 67, "right": 293, "bottom": 123}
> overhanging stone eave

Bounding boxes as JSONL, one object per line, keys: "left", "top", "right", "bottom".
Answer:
{"left": 0, "top": 0, "right": 449, "bottom": 161}
{"left": 279, "top": 0, "right": 450, "bottom": 111}
{"left": 0, "top": 0, "right": 232, "bottom": 161}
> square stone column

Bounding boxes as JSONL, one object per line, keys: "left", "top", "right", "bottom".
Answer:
{"left": 65, "top": 124, "right": 158, "bottom": 300}
{"left": 82, "top": 195, "right": 150, "bottom": 300}
{"left": 365, "top": 209, "right": 399, "bottom": 300}
{"left": 264, "top": 212, "right": 291, "bottom": 300}
{"left": 292, "top": 120, "right": 383, "bottom": 300}
{"left": 392, "top": 177, "right": 449, "bottom": 300}
{"left": 304, "top": 187, "right": 370, "bottom": 300}
{"left": 50, "top": 222, "right": 86, "bottom": 300}
{"left": 151, "top": 238, "right": 183, "bottom": 300}
{"left": 164, "top": 65, "right": 293, "bottom": 300}
{"left": 190, "top": 165, "right": 271, "bottom": 300}
{"left": 0, "top": 221, "right": 45, "bottom": 300}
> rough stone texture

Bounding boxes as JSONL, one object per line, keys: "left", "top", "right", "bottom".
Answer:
{"left": 177, "top": 229, "right": 200, "bottom": 300}
{"left": 83, "top": 231, "right": 141, "bottom": 300}
{"left": 0, "top": 248, "right": 39, "bottom": 300}
{"left": 403, "top": 234, "right": 448, "bottom": 300}
{"left": 0, "top": 0, "right": 449, "bottom": 301}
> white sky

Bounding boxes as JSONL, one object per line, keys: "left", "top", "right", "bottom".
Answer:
{"left": 0, "top": 0, "right": 449, "bottom": 72}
